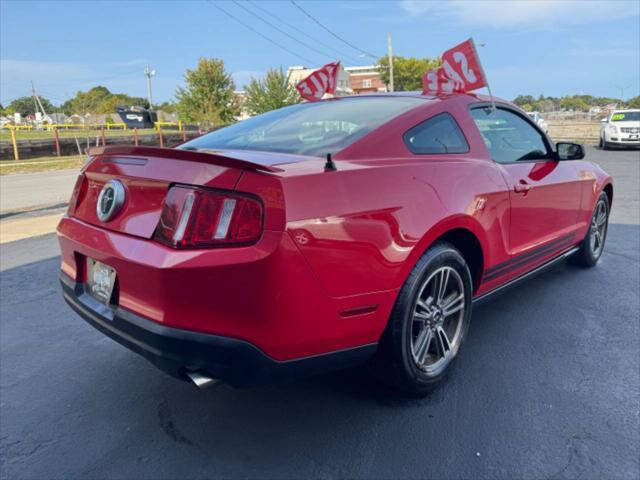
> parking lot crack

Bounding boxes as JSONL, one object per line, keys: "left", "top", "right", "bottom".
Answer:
{"left": 546, "top": 430, "right": 594, "bottom": 480}
{"left": 157, "top": 399, "right": 193, "bottom": 446}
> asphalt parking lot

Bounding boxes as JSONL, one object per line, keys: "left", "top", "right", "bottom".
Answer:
{"left": 1, "top": 146, "right": 638, "bottom": 480}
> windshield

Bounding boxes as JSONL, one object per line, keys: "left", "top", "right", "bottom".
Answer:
{"left": 180, "top": 96, "right": 426, "bottom": 156}
{"left": 611, "top": 111, "right": 640, "bottom": 122}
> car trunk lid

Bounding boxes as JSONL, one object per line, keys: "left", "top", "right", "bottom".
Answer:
{"left": 72, "top": 146, "right": 288, "bottom": 239}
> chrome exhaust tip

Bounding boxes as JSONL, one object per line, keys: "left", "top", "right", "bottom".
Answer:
{"left": 185, "top": 370, "right": 220, "bottom": 389}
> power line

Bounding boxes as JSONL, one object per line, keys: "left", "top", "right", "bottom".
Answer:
{"left": 289, "top": 0, "right": 378, "bottom": 60}
{"left": 232, "top": 0, "right": 335, "bottom": 65}
{"left": 210, "top": 1, "right": 315, "bottom": 65}
{"left": 247, "top": 0, "right": 361, "bottom": 65}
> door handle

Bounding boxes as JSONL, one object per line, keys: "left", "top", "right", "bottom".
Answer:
{"left": 514, "top": 180, "right": 532, "bottom": 194}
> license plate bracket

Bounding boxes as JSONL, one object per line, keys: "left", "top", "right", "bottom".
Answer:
{"left": 86, "top": 258, "right": 117, "bottom": 305}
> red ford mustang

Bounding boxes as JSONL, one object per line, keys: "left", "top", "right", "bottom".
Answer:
{"left": 58, "top": 93, "right": 612, "bottom": 395}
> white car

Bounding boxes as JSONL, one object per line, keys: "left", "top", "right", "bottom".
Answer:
{"left": 600, "top": 109, "right": 640, "bottom": 149}
{"left": 526, "top": 111, "right": 548, "bottom": 133}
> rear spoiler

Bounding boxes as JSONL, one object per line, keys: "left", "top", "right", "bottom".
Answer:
{"left": 87, "top": 145, "right": 284, "bottom": 173}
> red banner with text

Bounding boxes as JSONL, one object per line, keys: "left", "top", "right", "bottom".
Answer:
{"left": 422, "top": 39, "right": 486, "bottom": 96}
{"left": 296, "top": 61, "right": 340, "bottom": 102}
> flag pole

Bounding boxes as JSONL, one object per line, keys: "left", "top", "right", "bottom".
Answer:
{"left": 470, "top": 38, "right": 495, "bottom": 110}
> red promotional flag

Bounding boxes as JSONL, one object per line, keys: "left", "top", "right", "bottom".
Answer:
{"left": 296, "top": 61, "right": 341, "bottom": 102}
{"left": 422, "top": 39, "right": 487, "bottom": 96}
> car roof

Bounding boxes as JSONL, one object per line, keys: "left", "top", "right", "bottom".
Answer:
{"left": 328, "top": 91, "right": 512, "bottom": 105}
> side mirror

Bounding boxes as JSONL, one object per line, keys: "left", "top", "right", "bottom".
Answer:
{"left": 556, "top": 142, "right": 585, "bottom": 161}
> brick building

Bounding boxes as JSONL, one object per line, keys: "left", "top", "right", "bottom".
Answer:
{"left": 345, "top": 65, "right": 387, "bottom": 94}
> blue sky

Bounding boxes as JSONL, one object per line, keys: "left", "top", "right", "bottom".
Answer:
{"left": 1, "top": 0, "right": 639, "bottom": 106}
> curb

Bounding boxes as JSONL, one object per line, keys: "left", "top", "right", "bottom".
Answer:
{"left": 0, "top": 210, "right": 65, "bottom": 244}
{"left": 0, "top": 202, "right": 68, "bottom": 221}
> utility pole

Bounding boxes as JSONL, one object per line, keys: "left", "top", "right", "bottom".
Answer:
{"left": 30, "top": 80, "right": 47, "bottom": 117}
{"left": 31, "top": 81, "right": 39, "bottom": 115}
{"left": 387, "top": 32, "right": 394, "bottom": 92}
{"left": 144, "top": 65, "right": 156, "bottom": 109}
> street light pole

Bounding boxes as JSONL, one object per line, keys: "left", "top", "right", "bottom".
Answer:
{"left": 144, "top": 65, "right": 156, "bottom": 109}
{"left": 387, "top": 32, "right": 394, "bottom": 93}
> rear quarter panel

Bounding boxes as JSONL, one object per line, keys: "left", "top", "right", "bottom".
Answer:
{"left": 280, "top": 96, "right": 511, "bottom": 299}
{"left": 575, "top": 160, "right": 614, "bottom": 236}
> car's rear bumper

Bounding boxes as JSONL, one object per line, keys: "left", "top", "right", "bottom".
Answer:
{"left": 57, "top": 216, "right": 395, "bottom": 360}
{"left": 60, "top": 273, "right": 377, "bottom": 387}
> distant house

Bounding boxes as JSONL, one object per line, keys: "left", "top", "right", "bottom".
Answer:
{"left": 345, "top": 65, "right": 386, "bottom": 94}
{"left": 286, "top": 65, "right": 353, "bottom": 96}
{"left": 66, "top": 114, "right": 85, "bottom": 125}
{"left": 233, "top": 91, "right": 251, "bottom": 121}
{"left": 83, "top": 113, "right": 123, "bottom": 126}
{"left": 41, "top": 112, "right": 67, "bottom": 124}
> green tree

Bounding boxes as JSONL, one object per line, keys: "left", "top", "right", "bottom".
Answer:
{"left": 513, "top": 95, "right": 536, "bottom": 107}
{"left": 244, "top": 68, "right": 300, "bottom": 116}
{"left": 62, "top": 86, "right": 146, "bottom": 115}
{"left": 521, "top": 103, "right": 533, "bottom": 112}
{"left": 377, "top": 56, "right": 440, "bottom": 91}
{"left": 157, "top": 101, "right": 178, "bottom": 113}
{"left": 99, "top": 93, "right": 147, "bottom": 114}
{"left": 8, "top": 96, "right": 56, "bottom": 116}
{"left": 627, "top": 96, "right": 640, "bottom": 109}
{"left": 560, "top": 96, "right": 590, "bottom": 112}
{"left": 538, "top": 99, "right": 556, "bottom": 112}
{"left": 62, "top": 86, "right": 110, "bottom": 114}
{"left": 176, "top": 58, "right": 239, "bottom": 127}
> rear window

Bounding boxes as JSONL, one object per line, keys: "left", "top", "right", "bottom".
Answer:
{"left": 404, "top": 113, "right": 469, "bottom": 154}
{"left": 180, "top": 97, "right": 426, "bottom": 157}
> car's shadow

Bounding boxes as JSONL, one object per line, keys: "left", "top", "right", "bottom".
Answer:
{"left": 1, "top": 224, "right": 639, "bottom": 479}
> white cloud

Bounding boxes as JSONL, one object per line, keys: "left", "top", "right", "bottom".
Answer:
{"left": 0, "top": 59, "right": 152, "bottom": 104}
{"left": 400, "top": 0, "right": 639, "bottom": 28}
{"left": 1, "top": 59, "right": 90, "bottom": 79}
{"left": 0, "top": 58, "right": 255, "bottom": 104}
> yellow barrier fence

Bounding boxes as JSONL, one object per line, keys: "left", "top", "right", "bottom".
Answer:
{"left": 2, "top": 125, "right": 33, "bottom": 131}
{"left": 42, "top": 124, "right": 89, "bottom": 131}
{"left": 154, "top": 121, "right": 182, "bottom": 131}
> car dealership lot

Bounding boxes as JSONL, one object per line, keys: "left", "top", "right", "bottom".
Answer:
{"left": 1, "top": 147, "right": 638, "bottom": 479}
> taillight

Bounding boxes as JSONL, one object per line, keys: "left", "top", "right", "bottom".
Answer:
{"left": 67, "top": 173, "right": 88, "bottom": 215}
{"left": 154, "top": 185, "right": 263, "bottom": 248}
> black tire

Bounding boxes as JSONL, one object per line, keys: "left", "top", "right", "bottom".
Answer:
{"left": 599, "top": 137, "right": 604, "bottom": 149}
{"left": 603, "top": 141, "right": 610, "bottom": 150}
{"left": 569, "top": 192, "right": 609, "bottom": 267}
{"left": 374, "top": 242, "right": 473, "bottom": 396}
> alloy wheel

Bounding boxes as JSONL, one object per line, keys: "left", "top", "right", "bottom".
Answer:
{"left": 589, "top": 198, "right": 608, "bottom": 258}
{"left": 410, "top": 266, "right": 466, "bottom": 377}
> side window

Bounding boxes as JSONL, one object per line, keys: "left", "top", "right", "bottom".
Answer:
{"left": 404, "top": 113, "right": 469, "bottom": 154}
{"left": 470, "top": 107, "right": 550, "bottom": 163}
